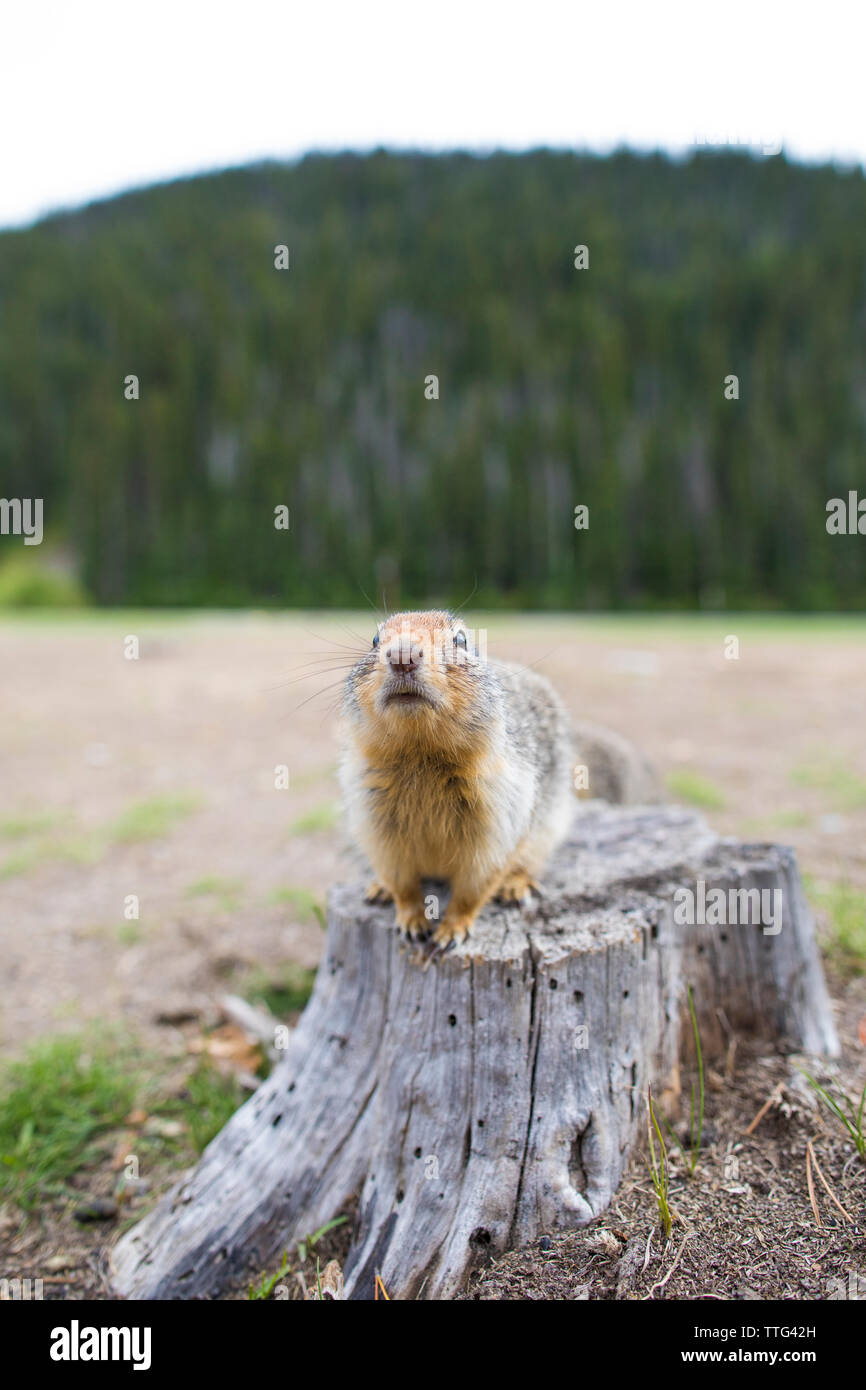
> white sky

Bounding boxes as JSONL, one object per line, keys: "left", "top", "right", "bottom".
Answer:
{"left": 3, "top": 0, "right": 865, "bottom": 228}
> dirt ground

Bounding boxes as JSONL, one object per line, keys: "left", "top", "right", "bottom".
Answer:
{"left": 0, "top": 611, "right": 864, "bottom": 1299}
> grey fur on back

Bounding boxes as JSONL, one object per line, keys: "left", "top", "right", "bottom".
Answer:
{"left": 492, "top": 658, "right": 575, "bottom": 808}
{"left": 493, "top": 661, "right": 661, "bottom": 809}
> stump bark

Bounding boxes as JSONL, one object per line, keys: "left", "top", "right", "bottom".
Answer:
{"left": 111, "top": 802, "right": 838, "bottom": 1301}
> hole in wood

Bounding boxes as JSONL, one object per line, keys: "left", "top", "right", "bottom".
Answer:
{"left": 568, "top": 1128, "right": 589, "bottom": 1193}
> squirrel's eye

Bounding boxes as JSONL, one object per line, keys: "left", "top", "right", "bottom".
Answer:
{"left": 372, "top": 632, "right": 380, "bottom": 649}
{"left": 454, "top": 630, "right": 468, "bottom": 649}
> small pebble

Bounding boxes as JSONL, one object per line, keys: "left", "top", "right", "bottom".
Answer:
{"left": 74, "top": 1198, "right": 118, "bottom": 1223}
{"left": 143, "top": 1117, "right": 184, "bottom": 1138}
{"left": 45, "top": 1253, "right": 80, "bottom": 1272}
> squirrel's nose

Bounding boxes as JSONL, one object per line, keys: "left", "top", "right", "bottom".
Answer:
{"left": 386, "top": 640, "right": 422, "bottom": 675}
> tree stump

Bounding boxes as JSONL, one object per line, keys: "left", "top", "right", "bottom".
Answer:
{"left": 110, "top": 802, "right": 838, "bottom": 1301}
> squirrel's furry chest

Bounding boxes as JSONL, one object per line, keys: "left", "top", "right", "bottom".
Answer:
{"left": 367, "top": 755, "right": 488, "bottom": 846}
{"left": 345, "top": 746, "right": 523, "bottom": 878}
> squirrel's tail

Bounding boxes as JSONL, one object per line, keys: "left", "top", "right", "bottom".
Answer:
{"left": 571, "top": 720, "right": 662, "bottom": 805}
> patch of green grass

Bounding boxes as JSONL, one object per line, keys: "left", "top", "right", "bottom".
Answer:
{"left": 0, "top": 812, "right": 62, "bottom": 840}
{"left": 666, "top": 769, "right": 726, "bottom": 810}
{"left": 175, "top": 1062, "right": 245, "bottom": 1153}
{"left": 296, "top": 1216, "right": 349, "bottom": 1264}
{"left": 770, "top": 809, "right": 811, "bottom": 829}
{"left": 0, "top": 1028, "right": 260, "bottom": 1214}
{"left": 0, "top": 832, "right": 104, "bottom": 880}
{"left": 244, "top": 964, "right": 317, "bottom": 1019}
{"left": 115, "top": 921, "right": 143, "bottom": 946}
{"left": 805, "top": 876, "right": 866, "bottom": 978}
{"left": 0, "top": 1032, "right": 137, "bottom": 1210}
{"left": 269, "top": 885, "right": 324, "bottom": 921}
{"left": 0, "top": 807, "right": 100, "bottom": 878}
{"left": 0, "top": 798, "right": 201, "bottom": 878}
{"left": 791, "top": 761, "right": 866, "bottom": 810}
{"left": 288, "top": 802, "right": 339, "bottom": 834}
{"left": 110, "top": 794, "right": 201, "bottom": 844}
{"left": 0, "top": 850, "right": 39, "bottom": 880}
{"left": 187, "top": 876, "right": 242, "bottom": 897}
{"left": 0, "top": 556, "right": 85, "bottom": 609}
{"left": 646, "top": 1084, "right": 673, "bottom": 1240}
{"left": 799, "top": 1070, "right": 866, "bottom": 1162}
{"left": 737, "top": 809, "right": 811, "bottom": 836}
{"left": 0, "top": 797, "right": 199, "bottom": 878}
{"left": 186, "top": 876, "right": 243, "bottom": 911}
{"left": 248, "top": 1216, "right": 350, "bottom": 1299}
{"left": 48, "top": 834, "right": 105, "bottom": 866}
{"left": 249, "top": 1249, "right": 290, "bottom": 1300}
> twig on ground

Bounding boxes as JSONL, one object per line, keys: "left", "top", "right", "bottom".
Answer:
{"left": 807, "top": 1139, "right": 853, "bottom": 1223}
{"left": 745, "top": 1082, "right": 784, "bottom": 1135}
{"left": 642, "top": 1232, "right": 693, "bottom": 1299}
{"left": 805, "top": 1144, "right": 821, "bottom": 1229}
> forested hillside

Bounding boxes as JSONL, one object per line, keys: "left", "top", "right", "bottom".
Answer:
{"left": 1, "top": 149, "right": 865, "bottom": 608}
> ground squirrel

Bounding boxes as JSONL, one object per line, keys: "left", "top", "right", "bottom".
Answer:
{"left": 338, "top": 609, "right": 576, "bottom": 949}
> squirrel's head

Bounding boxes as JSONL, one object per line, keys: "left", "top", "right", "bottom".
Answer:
{"left": 345, "top": 609, "right": 490, "bottom": 751}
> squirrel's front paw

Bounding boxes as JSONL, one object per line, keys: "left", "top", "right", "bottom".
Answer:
{"left": 495, "top": 869, "right": 539, "bottom": 905}
{"left": 432, "top": 913, "right": 473, "bottom": 948}
{"left": 394, "top": 900, "right": 430, "bottom": 941}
